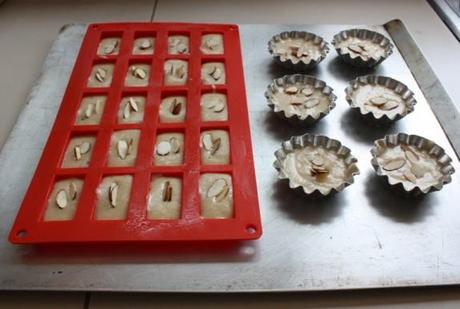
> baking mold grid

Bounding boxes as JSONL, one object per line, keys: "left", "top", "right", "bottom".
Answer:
{"left": 9, "top": 22, "right": 261, "bottom": 244}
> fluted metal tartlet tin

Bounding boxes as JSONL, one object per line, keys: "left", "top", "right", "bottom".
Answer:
{"left": 274, "top": 134, "right": 360, "bottom": 197}
{"left": 370, "top": 133, "right": 455, "bottom": 196}
{"left": 345, "top": 75, "right": 417, "bottom": 124}
{"left": 332, "top": 28, "right": 393, "bottom": 68}
{"left": 265, "top": 74, "right": 337, "bottom": 126}
{"left": 268, "top": 31, "right": 329, "bottom": 70}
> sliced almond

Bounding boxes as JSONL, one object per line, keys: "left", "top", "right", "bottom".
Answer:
{"left": 210, "top": 137, "right": 221, "bottom": 155}
{"left": 169, "top": 137, "right": 181, "bottom": 153}
{"left": 205, "top": 38, "right": 219, "bottom": 49}
{"left": 310, "top": 166, "right": 329, "bottom": 175}
{"left": 402, "top": 145, "right": 420, "bottom": 162}
{"left": 133, "top": 67, "right": 147, "bottom": 79}
{"left": 284, "top": 86, "right": 298, "bottom": 94}
{"left": 381, "top": 100, "right": 399, "bottom": 111}
{"left": 74, "top": 146, "right": 82, "bottom": 161}
{"left": 215, "top": 182, "right": 230, "bottom": 202}
{"left": 140, "top": 39, "right": 152, "bottom": 50}
{"left": 311, "top": 156, "right": 324, "bottom": 166}
{"left": 348, "top": 44, "right": 363, "bottom": 54}
{"left": 55, "top": 189, "right": 68, "bottom": 209}
{"left": 117, "top": 139, "right": 129, "bottom": 160}
{"left": 123, "top": 102, "right": 131, "bottom": 119}
{"left": 103, "top": 42, "right": 117, "bottom": 55}
{"left": 68, "top": 182, "right": 78, "bottom": 201}
{"left": 79, "top": 141, "right": 91, "bottom": 155}
{"left": 162, "top": 181, "right": 173, "bottom": 202}
{"left": 127, "top": 138, "right": 134, "bottom": 155}
{"left": 207, "top": 178, "right": 228, "bottom": 199}
{"left": 411, "top": 164, "right": 426, "bottom": 178}
{"left": 170, "top": 98, "right": 182, "bottom": 115}
{"left": 305, "top": 97, "right": 320, "bottom": 109}
{"left": 213, "top": 100, "right": 225, "bottom": 113}
{"left": 176, "top": 43, "right": 187, "bottom": 53}
{"left": 168, "top": 63, "right": 175, "bottom": 75}
{"left": 156, "top": 141, "right": 171, "bottom": 156}
{"left": 404, "top": 170, "right": 417, "bottom": 183}
{"left": 83, "top": 103, "right": 94, "bottom": 119}
{"left": 210, "top": 66, "right": 222, "bottom": 80}
{"left": 95, "top": 68, "right": 106, "bottom": 82}
{"left": 175, "top": 65, "right": 186, "bottom": 79}
{"left": 128, "top": 97, "right": 139, "bottom": 112}
{"left": 405, "top": 150, "right": 419, "bottom": 163}
{"left": 370, "top": 97, "right": 388, "bottom": 106}
{"left": 94, "top": 100, "right": 101, "bottom": 114}
{"left": 202, "top": 134, "right": 213, "bottom": 151}
{"left": 301, "top": 87, "right": 314, "bottom": 96}
{"left": 109, "top": 182, "right": 119, "bottom": 208}
{"left": 382, "top": 158, "right": 406, "bottom": 171}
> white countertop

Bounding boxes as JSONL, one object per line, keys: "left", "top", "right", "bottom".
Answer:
{"left": 1, "top": 0, "right": 460, "bottom": 307}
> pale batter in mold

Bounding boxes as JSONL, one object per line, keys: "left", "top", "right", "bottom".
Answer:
{"left": 159, "top": 96, "right": 186, "bottom": 123}
{"left": 271, "top": 37, "right": 323, "bottom": 64}
{"left": 125, "top": 64, "right": 150, "bottom": 87}
{"left": 336, "top": 37, "right": 386, "bottom": 61}
{"left": 164, "top": 60, "right": 188, "bottom": 86}
{"left": 154, "top": 133, "right": 184, "bottom": 166}
{"left": 87, "top": 64, "right": 114, "bottom": 88}
{"left": 200, "top": 130, "right": 230, "bottom": 165}
{"left": 117, "top": 96, "right": 145, "bottom": 124}
{"left": 281, "top": 146, "right": 353, "bottom": 195}
{"left": 95, "top": 175, "right": 132, "bottom": 220}
{"left": 107, "top": 130, "right": 140, "bottom": 167}
{"left": 147, "top": 176, "right": 182, "bottom": 219}
{"left": 201, "top": 62, "right": 225, "bottom": 85}
{"left": 75, "top": 96, "right": 106, "bottom": 125}
{"left": 200, "top": 34, "right": 224, "bottom": 54}
{"left": 350, "top": 84, "right": 406, "bottom": 119}
{"left": 97, "top": 38, "right": 121, "bottom": 56}
{"left": 133, "top": 37, "right": 155, "bottom": 55}
{"left": 199, "top": 173, "right": 233, "bottom": 219}
{"left": 44, "top": 178, "right": 84, "bottom": 221}
{"left": 375, "top": 144, "right": 443, "bottom": 191}
{"left": 61, "top": 136, "right": 96, "bottom": 168}
{"left": 200, "top": 93, "right": 228, "bottom": 121}
{"left": 271, "top": 84, "right": 332, "bottom": 120}
{"left": 168, "top": 35, "right": 189, "bottom": 54}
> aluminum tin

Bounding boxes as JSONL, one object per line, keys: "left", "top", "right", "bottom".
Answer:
{"left": 273, "top": 133, "right": 360, "bottom": 197}
{"left": 370, "top": 133, "right": 455, "bottom": 196}
{"left": 332, "top": 28, "right": 393, "bottom": 68}
{"left": 345, "top": 75, "right": 417, "bottom": 124}
{"left": 268, "top": 31, "right": 329, "bottom": 71}
{"left": 265, "top": 74, "right": 337, "bottom": 126}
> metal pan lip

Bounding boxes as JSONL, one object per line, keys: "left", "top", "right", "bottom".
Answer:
{"left": 273, "top": 133, "right": 360, "bottom": 197}
{"left": 370, "top": 133, "right": 455, "bottom": 196}
{"left": 268, "top": 30, "right": 329, "bottom": 70}
{"left": 265, "top": 74, "right": 337, "bottom": 126}
{"left": 345, "top": 75, "right": 417, "bottom": 123}
{"left": 331, "top": 28, "right": 393, "bottom": 68}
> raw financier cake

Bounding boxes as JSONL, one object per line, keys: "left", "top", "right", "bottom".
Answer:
{"left": 148, "top": 176, "right": 182, "bottom": 219}
{"left": 274, "top": 134, "right": 359, "bottom": 196}
{"left": 268, "top": 31, "right": 329, "bottom": 70}
{"left": 265, "top": 74, "right": 336, "bottom": 125}
{"left": 199, "top": 173, "right": 233, "bottom": 218}
{"left": 345, "top": 75, "right": 416, "bottom": 123}
{"left": 371, "top": 133, "right": 455, "bottom": 195}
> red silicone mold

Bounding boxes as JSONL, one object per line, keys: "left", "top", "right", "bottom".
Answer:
{"left": 9, "top": 22, "right": 261, "bottom": 244}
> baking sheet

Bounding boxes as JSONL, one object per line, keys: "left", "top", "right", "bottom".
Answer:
{"left": 1, "top": 20, "right": 460, "bottom": 292}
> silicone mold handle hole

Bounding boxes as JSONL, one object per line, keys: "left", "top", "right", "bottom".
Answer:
{"left": 16, "top": 230, "right": 28, "bottom": 238}
{"left": 245, "top": 225, "right": 257, "bottom": 234}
